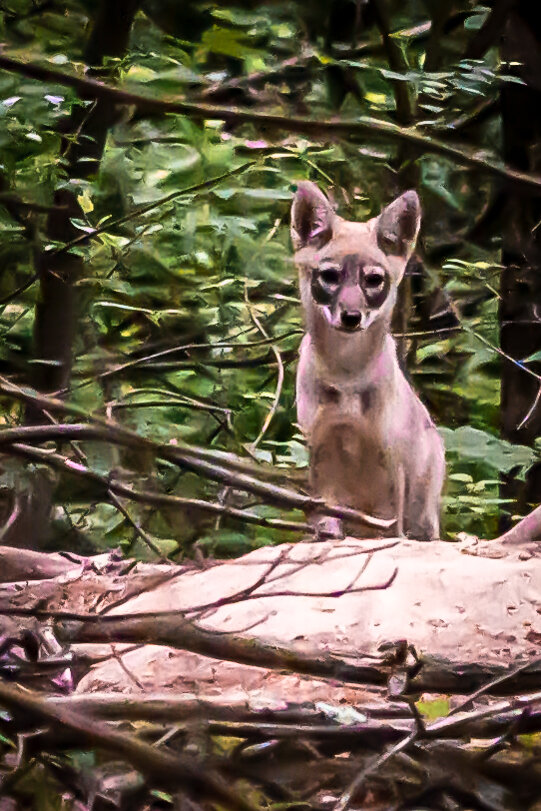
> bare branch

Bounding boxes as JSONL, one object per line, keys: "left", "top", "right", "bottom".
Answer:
{"left": 45, "top": 692, "right": 412, "bottom": 722}
{"left": 448, "top": 657, "right": 541, "bottom": 716}
{"left": 244, "top": 277, "right": 285, "bottom": 450}
{"left": 42, "top": 690, "right": 541, "bottom": 746}
{"left": 0, "top": 679, "right": 258, "bottom": 811}
{"left": 335, "top": 728, "right": 418, "bottom": 811}
{"left": 0, "top": 53, "right": 541, "bottom": 189}
{"left": 53, "top": 612, "right": 393, "bottom": 688}
{"left": 0, "top": 389, "right": 395, "bottom": 530}
{"left": 2, "top": 441, "right": 316, "bottom": 536}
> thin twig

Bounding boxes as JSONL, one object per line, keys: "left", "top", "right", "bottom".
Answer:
{"left": 244, "top": 274, "right": 285, "bottom": 451}
{"left": 109, "top": 398, "right": 227, "bottom": 414}
{"left": 426, "top": 691, "right": 541, "bottom": 738}
{"left": 0, "top": 272, "right": 39, "bottom": 306}
{"left": 107, "top": 490, "right": 165, "bottom": 560}
{"left": 466, "top": 325, "right": 541, "bottom": 386}
{"left": 448, "top": 656, "right": 541, "bottom": 717}
{"left": 48, "top": 161, "right": 257, "bottom": 258}
{"left": 94, "top": 329, "right": 300, "bottom": 384}
{"left": 187, "top": 566, "right": 398, "bottom": 618}
{"left": 517, "top": 381, "right": 541, "bottom": 430}
{"left": 334, "top": 729, "right": 418, "bottom": 811}
{"left": 108, "top": 643, "right": 145, "bottom": 690}
{"left": 26, "top": 400, "right": 169, "bottom": 562}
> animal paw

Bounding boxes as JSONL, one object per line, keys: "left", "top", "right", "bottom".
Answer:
{"left": 315, "top": 516, "right": 345, "bottom": 541}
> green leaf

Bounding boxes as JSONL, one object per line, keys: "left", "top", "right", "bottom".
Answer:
{"left": 201, "top": 26, "right": 264, "bottom": 59}
{"left": 440, "top": 426, "right": 537, "bottom": 476}
{"left": 524, "top": 350, "right": 541, "bottom": 363}
{"left": 417, "top": 697, "right": 450, "bottom": 720}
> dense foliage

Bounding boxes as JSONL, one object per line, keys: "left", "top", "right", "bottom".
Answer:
{"left": 1, "top": 3, "right": 541, "bottom": 810}
{"left": 0, "top": 0, "right": 539, "bottom": 558}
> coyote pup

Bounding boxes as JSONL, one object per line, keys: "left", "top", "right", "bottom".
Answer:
{"left": 291, "top": 182, "right": 445, "bottom": 540}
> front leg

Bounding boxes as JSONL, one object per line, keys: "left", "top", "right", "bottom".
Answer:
{"left": 311, "top": 514, "right": 345, "bottom": 541}
{"left": 404, "top": 482, "right": 441, "bottom": 541}
{"left": 395, "top": 463, "right": 405, "bottom": 538}
{"left": 296, "top": 334, "right": 319, "bottom": 434}
{"left": 403, "top": 432, "right": 445, "bottom": 541}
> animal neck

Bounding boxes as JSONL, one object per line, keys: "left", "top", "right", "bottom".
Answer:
{"left": 310, "top": 315, "right": 397, "bottom": 384}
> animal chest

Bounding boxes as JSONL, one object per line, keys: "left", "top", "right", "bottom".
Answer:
{"left": 309, "top": 383, "right": 398, "bottom": 519}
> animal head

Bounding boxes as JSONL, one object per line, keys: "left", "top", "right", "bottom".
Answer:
{"left": 291, "top": 181, "right": 420, "bottom": 333}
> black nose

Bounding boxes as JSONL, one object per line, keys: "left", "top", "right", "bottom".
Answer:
{"left": 340, "top": 310, "right": 362, "bottom": 330}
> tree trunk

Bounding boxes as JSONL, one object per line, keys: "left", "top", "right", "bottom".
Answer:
{"left": 4, "top": 1, "right": 140, "bottom": 548}
{"left": 499, "top": 2, "right": 541, "bottom": 525}
{"left": 29, "top": 0, "right": 140, "bottom": 406}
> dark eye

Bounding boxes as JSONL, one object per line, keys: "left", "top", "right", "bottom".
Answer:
{"left": 320, "top": 268, "right": 341, "bottom": 285}
{"left": 364, "top": 271, "right": 385, "bottom": 289}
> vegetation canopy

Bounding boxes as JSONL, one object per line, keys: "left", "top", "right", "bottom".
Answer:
{"left": 0, "top": 0, "right": 540, "bottom": 808}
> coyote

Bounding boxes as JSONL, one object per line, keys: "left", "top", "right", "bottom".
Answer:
{"left": 291, "top": 182, "right": 445, "bottom": 540}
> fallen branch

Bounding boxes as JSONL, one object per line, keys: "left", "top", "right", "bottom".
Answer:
{"left": 4, "top": 441, "right": 317, "bottom": 537}
{"left": 409, "top": 655, "right": 541, "bottom": 696}
{"left": 337, "top": 690, "right": 541, "bottom": 810}
{"left": 0, "top": 545, "right": 87, "bottom": 582}
{"left": 0, "top": 678, "right": 257, "bottom": 811}
{"left": 46, "top": 692, "right": 411, "bottom": 722}
{"left": 0, "top": 375, "right": 295, "bottom": 482}
{"left": 448, "top": 656, "right": 541, "bottom": 715}
{"left": 54, "top": 613, "right": 393, "bottom": 687}
{"left": 45, "top": 613, "right": 541, "bottom": 696}
{"left": 335, "top": 728, "right": 418, "bottom": 811}
{"left": 0, "top": 390, "right": 394, "bottom": 530}
{"left": 45, "top": 691, "right": 541, "bottom": 741}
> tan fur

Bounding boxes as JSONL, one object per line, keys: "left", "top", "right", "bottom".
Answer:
{"left": 291, "top": 182, "right": 445, "bottom": 540}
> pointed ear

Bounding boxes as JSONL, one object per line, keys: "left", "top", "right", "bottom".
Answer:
{"left": 290, "top": 181, "right": 334, "bottom": 251}
{"left": 376, "top": 190, "right": 421, "bottom": 259}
